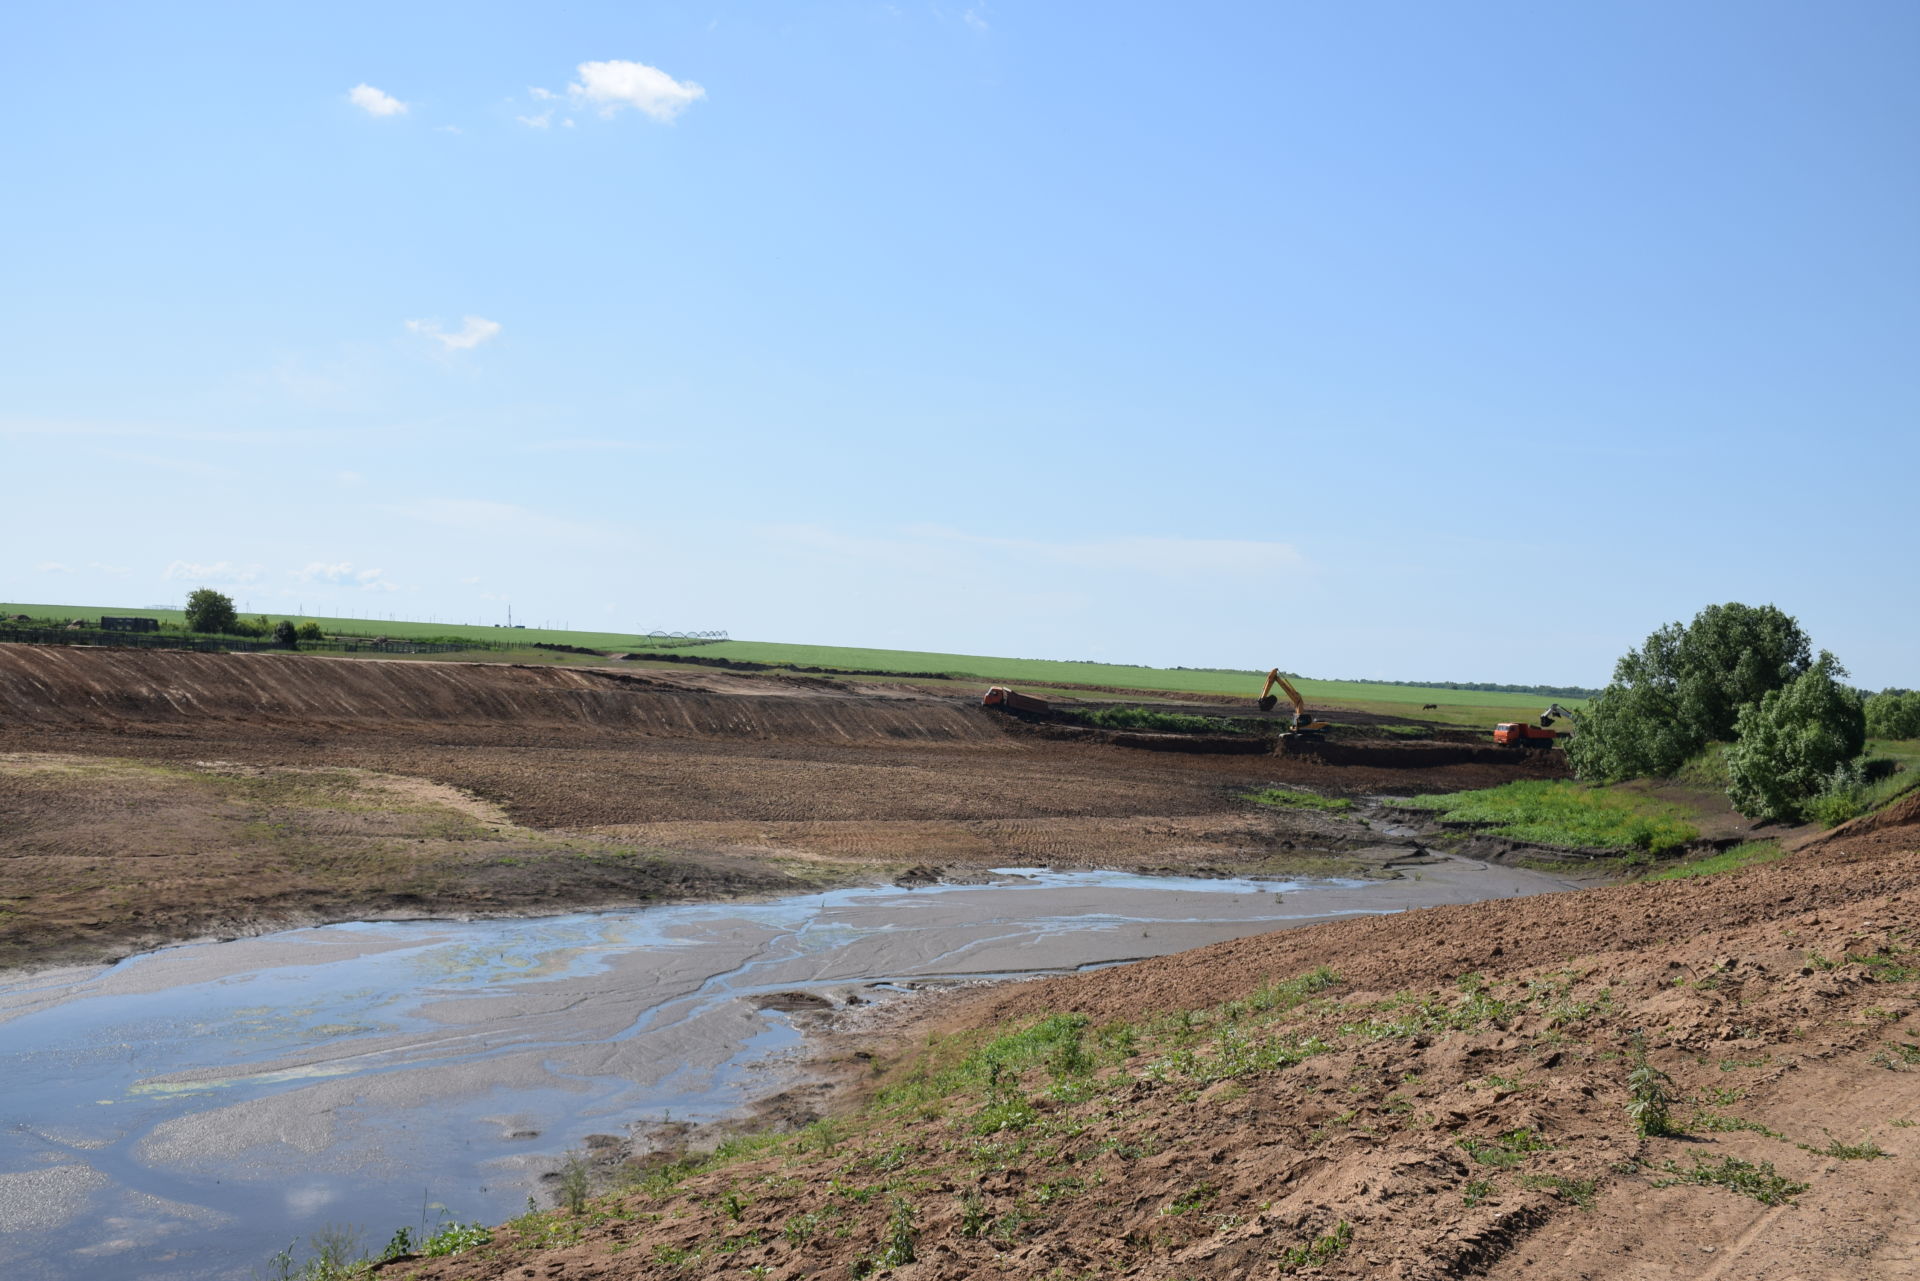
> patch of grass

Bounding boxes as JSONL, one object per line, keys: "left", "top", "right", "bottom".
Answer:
{"left": 1162, "top": 1183, "right": 1217, "bottom": 1216}
{"left": 1458, "top": 1128, "right": 1552, "bottom": 1168}
{"left": 1066, "top": 706, "right": 1248, "bottom": 735}
{"left": 421, "top": 1222, "right": 492, "bottom": 1257}
{"left": 1689, "top": 1110, "right": 1782, "bottom": 1139}
{"left": 1673, "top": 743, "right": 1734, "bottom": 788}
{"left": 1277, "top": 1220, "right": 1353, "bottom": 1273}
{"left": 1245, "top": 787, "right": 1354, "bottom": 813}
{"left": 1406, "top": 780, "right": 1699, "bottom": 854}
{"left": 1518, "top": 1174, "right": 1599, "bottom": 1208}
{"left": 1462, "top": 1179, "right": 1496, "bottom": 1207}
{"left": 1646, "top": 841, "right": 1785, "bottom": 881}
{"left": 1798, "top": 1133, "right": 1890, "bottom": 1160}
{"left": 1653, "top": 1156, "right": 1808, "bottom": 1206}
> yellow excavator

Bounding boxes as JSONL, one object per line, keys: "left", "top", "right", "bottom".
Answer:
{"left": 1257, "top": 669, "right": 1330, "bottom": 733}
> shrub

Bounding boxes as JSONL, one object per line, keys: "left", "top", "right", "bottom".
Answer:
{"left": 183, "top": 588, "right": 238, "bottom": 635}
{"left": 297, "top": 621, "right": 325, "bottom": 641}
{"left": 1568, "top": 603, "right": 1812, "bottom": 782}
{"left": 273, "top": 620, "right": 299, "bottom": 648}
{"left": 1725, "top": 652, "right": 1867, "bottom": 822}
{"left": 1866, "top": 690, "right": 1920, "bottom": 740}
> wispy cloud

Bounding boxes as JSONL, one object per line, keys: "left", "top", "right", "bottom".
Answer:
{"left": 516, "top": 111, "right": 553, "bottom": 129}
{"left": 963, "top": 5, "right": 990, "bottom": 33}
{"left": 89, "top": 561, "right": 131, "bottom": 575}
{"left": 294, "top": 562, "right": 398, "bottom": 592}
{"left": 163, "top": 560, "right": 263, "bottom": 584}
{"left": 406, "top": 316, "right": 502, "bottom": 351}
{"left": 566, "top": 59, "right": 705, "bottom": 122}
{"left": 347, "top": 83, "right": 408, "bottom": 117}
{"left": 36, "top": 562, "right": 72, "bottom": 573}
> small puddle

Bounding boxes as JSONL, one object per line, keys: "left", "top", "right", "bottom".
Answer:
{"left": 0, "top": 861, "right": 1572, "bottom": 1280}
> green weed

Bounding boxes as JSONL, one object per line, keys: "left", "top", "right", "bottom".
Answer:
{"left": 1244, "top": 787, "right": 1354, "bottom": 813}
{"left": 1626, "top": 1036, "right": 1678, "bottom": 1137}
{"left": 1647, "top": 841, "right": 1785, "bottom": 881}
{"left": 1799, "top": 1133, "right": 1890, "bottom": 1160}
{"left": 1518, "top": 1174, "right": 1600, "bottom": 1208}
{"left": 1458, "top": 1129, "right": 1552, "bottom": 1168}
{"left": 1653, "top": 1156, "right": 1808, "bottom": 1206}
{"left": 1277, "top": 1221, "right": 1353, "bottom": 1273}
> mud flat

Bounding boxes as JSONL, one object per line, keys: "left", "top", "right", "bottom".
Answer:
{"left": 0, "top": 859, "right": 1574, "bottom": 1281}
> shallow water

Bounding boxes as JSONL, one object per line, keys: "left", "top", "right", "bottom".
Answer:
{"left": 0, "top": 862, "right": 1569, "bottom": 1280}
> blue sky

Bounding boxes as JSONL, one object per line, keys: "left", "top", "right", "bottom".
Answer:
{"left": 5, "top": 2, "right": 1915, "bottom": 687}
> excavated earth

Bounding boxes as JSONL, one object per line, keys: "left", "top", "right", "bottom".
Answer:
{"left": 4, "top": 643, "right": 1917, "bottom": 1279}
{"left": 0, "top": 645, "right": 1560, "bottom": 971}
{"left": 375, "top": 796, "right": 1920, "bottom": 1281}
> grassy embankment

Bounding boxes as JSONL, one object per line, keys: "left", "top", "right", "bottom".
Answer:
{"left": 2, "top": 601, "right": 1584, "bottom": 727}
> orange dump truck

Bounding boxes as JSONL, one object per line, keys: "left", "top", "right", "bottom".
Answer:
{"left": 981, "top": 686, "right": 1050, "bottom": 713}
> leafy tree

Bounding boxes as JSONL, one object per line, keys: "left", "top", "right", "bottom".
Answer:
{"left": 1567, "top": 603, "right": 1811, "bottom": 782}
{"left": 1724, "top": 652, "right": 1866, "bottom": 822}
{"left": 273, "top": 619, "right": 298, "bottom": 648}
{"left": 296, "top": 621, "right": 325, "bottom": 641}
{"left": 1865, "top": 689, "right": 1920, "bottom": 740}
{"left": 184, "top": 588, "right": 238, "bottom": 635}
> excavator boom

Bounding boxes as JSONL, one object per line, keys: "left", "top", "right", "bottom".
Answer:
{"left": 1257, "top": 668, "right": 1329, "bottom": 732}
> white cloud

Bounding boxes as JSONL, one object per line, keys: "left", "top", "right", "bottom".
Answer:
{"left": 36, "top": 561, "right": 72, "bottom": 573}
{"left": 435, "top": 124, "right": 463, "bottom": 134}
{"left": 296, "top": 562, "right": 355, "bottom": 584}
{"left": 406, "top": 315, "right": 502, "bottom": 351}
{"left": 347, "top": 83, "right": 408, "bottom": 117}
{"left": 517, "top": 111, "right": 553, "bottom": 129}
{"left": 529, "top": 86, "right": 558, "bottom": 101}
{"left": 88, "top": 561, "right": 131, "bottom": 575}
{"left": 963, "top": 6, "right": 990, "bottom": 33}
{"left": 295, "top": 562, "right": 398, "bottom": 592}
{"left": 567, "top": 59, "right": 705, "bottom": 122}
{"left": 163, "top": 560, "right": 263, "bottom": 584}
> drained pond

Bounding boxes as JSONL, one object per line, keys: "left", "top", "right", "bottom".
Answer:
{"left": 0, "top": 860, "right": 1574, "bottom": 1280}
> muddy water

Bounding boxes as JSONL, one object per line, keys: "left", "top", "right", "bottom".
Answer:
{"left": 0, "top": 861, "right": 1573, "bottom": 1280}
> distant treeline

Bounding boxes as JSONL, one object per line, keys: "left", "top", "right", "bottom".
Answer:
{"left": 1349, "top": 679, "right": 1601, "bottom": 700}
{"left": 1160, "top": 665, "right": 1600, "bottom": 701}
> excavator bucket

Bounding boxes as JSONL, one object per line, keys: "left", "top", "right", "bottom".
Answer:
{"left": 1258, "top": 694, "right": 1280, "bottom": 712}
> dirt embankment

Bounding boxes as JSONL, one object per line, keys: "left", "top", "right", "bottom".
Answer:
{"left": 0, "top": 645, "right": 1000, "bottom": 744}
{"left": 0, "top": 644, "right": 1557, "bottom": 972}
{"left": 381, "top": 801, "right": 1920, "bottom": 1281}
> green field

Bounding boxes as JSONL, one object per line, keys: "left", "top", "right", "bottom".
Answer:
{"left": 0, "top": 602, "right": 660, "bottom": 651}
{"left": 2, "top": 601, "right": 1585, "bottom": 720}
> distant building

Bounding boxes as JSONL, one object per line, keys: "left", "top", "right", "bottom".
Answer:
{"left": 99, "top": 616, "right": 160, "bottom": 633}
